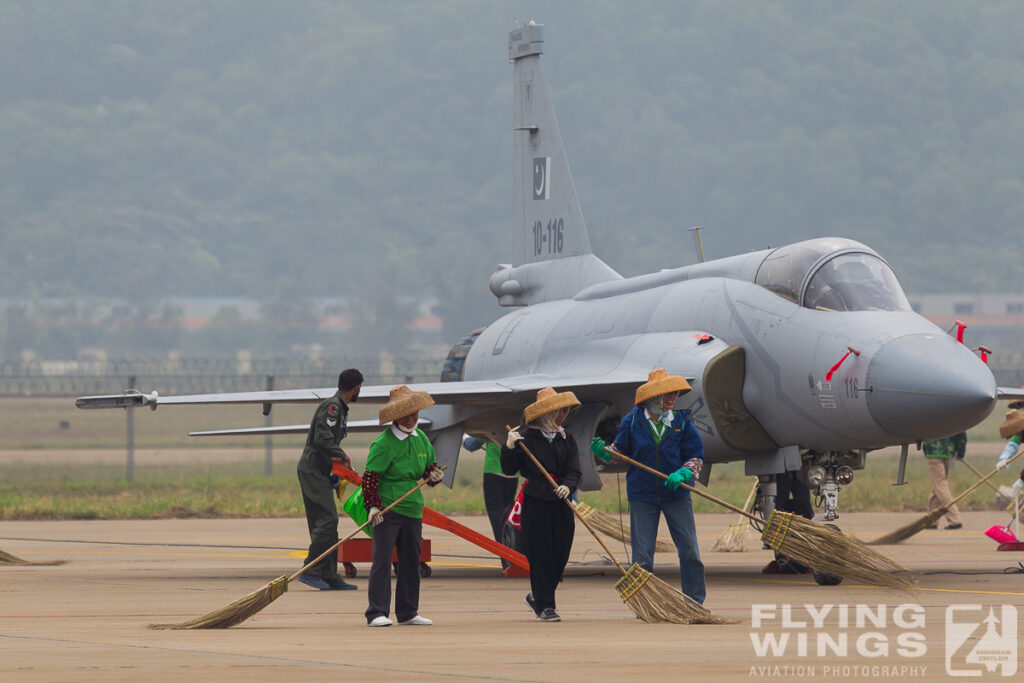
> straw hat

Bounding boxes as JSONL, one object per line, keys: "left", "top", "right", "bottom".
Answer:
{"left": 378, "top": 385, "right": 435, "bottom": 425}
{"left": 1007, "top": 386, "right": 1024, "bottom": 410}
{"left": 999, "top": 409, "right": 1024, "bottom": 439}
{"left": 635, "top": 368, "right": 691, "bottom": 406}
{"left": 523, "top": 387, "right": 580, "bottom": 424}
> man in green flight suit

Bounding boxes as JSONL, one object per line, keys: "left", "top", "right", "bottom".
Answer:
{"left": 296, "top": 368, "right": 364, "bottom": 590}
{"left": 922, "top": 431, "right": 967, "bottom": 530}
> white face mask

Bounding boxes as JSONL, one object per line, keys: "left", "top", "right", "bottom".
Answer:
{"left": 644, "top": 398, "right": 674, "bottom": 425}
{"left": 537, "top": 413, "right": 566, "bottom": 439}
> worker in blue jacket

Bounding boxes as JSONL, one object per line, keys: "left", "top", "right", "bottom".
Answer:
{"left": 590, "top": 368, "right": 706, "bottom": 604}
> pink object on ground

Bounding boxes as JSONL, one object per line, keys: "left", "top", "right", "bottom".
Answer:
{"left": 985, "top": 525, "right": 1017, "bottom": 544}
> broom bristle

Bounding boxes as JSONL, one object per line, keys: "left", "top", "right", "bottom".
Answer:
{"left": 149, "top": 575, "right": 289, "bottom": 630}
{"left": 712, "top": 520, "right": 750, "bottom": 552}
{"left": 576, "top": 502, "right": 674, "bottom": 553}
{"left": 762, "top": 511, "right": 916, "bottom": 592}
{"left": 614, "top": 563, "right": 736, "bottom": 624}
{"left": 868, "top": 508, "right": 946, "bottom": 546}
{"left": 0, "top": 549, "right": 68, "bottom": 566}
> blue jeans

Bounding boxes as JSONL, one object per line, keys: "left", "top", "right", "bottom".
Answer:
{"left": 630, "top": 496, "right": 706, "bottom": 604}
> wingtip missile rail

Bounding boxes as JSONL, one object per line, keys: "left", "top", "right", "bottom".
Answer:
{"left": 75, "top": 390, "right": 159, "bottom": 410}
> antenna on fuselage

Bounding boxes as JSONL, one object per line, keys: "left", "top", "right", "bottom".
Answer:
{"left": 688, "top": 226, "right": 706, "bottom": 263}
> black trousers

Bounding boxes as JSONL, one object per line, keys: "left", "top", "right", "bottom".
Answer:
{"left": 521, "top": 496, "right": 574, "bottom": 612}
{"left": 365, "top": 511, "right": 422, "bottom": 623}
{"left": 296, "top": 454, "right": 339, "bottom": 581}
{"left": 483, "top": 473, "right": 518, "bottom": 542}
{"left": 776, "top": 473, "right": 814, "bottom": 520}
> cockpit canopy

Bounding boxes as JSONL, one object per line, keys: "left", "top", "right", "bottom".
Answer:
{"left": 754, "top": 238, "right": 911, "bottom": 312}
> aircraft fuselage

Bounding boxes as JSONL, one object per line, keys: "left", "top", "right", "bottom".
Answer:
{"left": 464, "top": 269, "right": 996, "bottom": 465}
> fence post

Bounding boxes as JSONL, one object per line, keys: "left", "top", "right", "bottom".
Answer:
{"left": 264, "top": 375, "right": 274, "bottom": 477}
{"left": 126, "top": 375, "right": 136, "bottom": 482}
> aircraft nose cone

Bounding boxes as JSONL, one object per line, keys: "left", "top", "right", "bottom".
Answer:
{"left": 865, "top": 333, "right": 996, "bottom": 440}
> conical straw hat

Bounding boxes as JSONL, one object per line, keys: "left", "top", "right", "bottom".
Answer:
{"left": 378, "top": 385, "right": 435, "bottom": 425}
{"left": 1000, "top": 409, "right": 1024, "bottom": 439}
{"left": 635, "top": 368, "right": 691, "bottom": 406}
{"left": 1007, "top": 386, "right": 1024, "bottom": 410}
{"left": 524, "top": 387, "right": 580, "bottom": 424}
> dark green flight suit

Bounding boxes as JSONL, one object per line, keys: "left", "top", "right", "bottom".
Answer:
{"left": 297, "top": 391, "right": 350, "bottom": 582}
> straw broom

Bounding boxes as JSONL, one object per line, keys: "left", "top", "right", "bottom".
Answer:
{"left": 604, "top": 447, "right": 916, "bottom": 591}
{"left": 870, "top": 449, "right": 1024, "bottom": 546}
{"left": 958, "top": 459, "right": 1005, "bottom": 497}
{"left": 0, "top": 549, "right": 68, "bottom": 566}
{"left": 150, "top": 473, "right": 439, "bottom": 630}
{"left": 574, "top": 502, "right": 674, "bottom": 553}
{"left": 508, "top": 428, "right": 733, "bottom": 625}
{"left": 712, "top": 479, "right": 759, "bottom": 553}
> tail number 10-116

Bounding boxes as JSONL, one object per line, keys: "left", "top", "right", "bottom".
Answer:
{"left": 532, "top": 218, "right": 564, "bottom": 256}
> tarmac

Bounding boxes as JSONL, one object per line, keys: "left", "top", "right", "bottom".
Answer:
{"left": 1, "top": 511, "right": 1023, "bottom": 682}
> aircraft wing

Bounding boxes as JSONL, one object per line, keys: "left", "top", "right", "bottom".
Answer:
{"left": 75, "top": 379, "right": 513, "bottom": 410}
{"left": 75, "top": 372, "right": 664, "bottom": 411}
{"left": 998, "top": 386, "right": 1024, "bottom": 403}
{"left": 189, "top": 418, "right": 432, "bottom": 437}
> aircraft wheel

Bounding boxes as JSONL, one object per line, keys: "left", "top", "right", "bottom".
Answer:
{"left": 419, "top": 562, "right": 432, "bottom": 578}
{"left": 774, "top": 550, "right": 808, "bottom": 575}
{"left": 812, "top": 569, "right": 843, "bottom": 586}
{"left": 811, "top": 523, "right": 843, "bottom": 586}
{"left": 501, "top": 519, "right": 522, "bottom": 554}
{"left": 343, "top": 562, "right": 357, "bottom": 578}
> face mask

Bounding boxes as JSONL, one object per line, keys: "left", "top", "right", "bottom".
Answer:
{"left": 644, "top": 398, "right": 674, "bottom": 425}
{"left": 537, "top": 413, "right": 566, "bottom": 439}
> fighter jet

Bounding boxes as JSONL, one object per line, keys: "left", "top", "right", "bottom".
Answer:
{"left": 78, "top": 22, "right": 1023, "bottom": 528}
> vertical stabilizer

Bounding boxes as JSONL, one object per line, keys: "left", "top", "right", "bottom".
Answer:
{"left": 491, "top": 23, "right": 620, "bottom": 306}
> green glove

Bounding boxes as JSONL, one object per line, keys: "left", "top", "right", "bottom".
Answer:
{"left": 590, "top": 437, "right": 612, "bottom": 462}
{"left": 665, "top": 467, "right": 694, "bottom": 489}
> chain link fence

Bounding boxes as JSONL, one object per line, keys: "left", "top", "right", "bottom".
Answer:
{"left": 0, "top": 355, "right": 443, "bottom": 397}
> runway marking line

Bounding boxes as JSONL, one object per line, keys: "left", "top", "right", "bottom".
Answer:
{"left": 714, "top": 574, "right": 1024, "bottom": 597}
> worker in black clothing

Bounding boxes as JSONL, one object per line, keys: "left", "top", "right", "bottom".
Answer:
{"left": 776, "top": 471, "right": 814, "bottom": 521}
{"left": 502, "top": 387, "right": 582, "bottom": 622}
{"left": 296, "top": 368, "right": 364, "bottom": 590}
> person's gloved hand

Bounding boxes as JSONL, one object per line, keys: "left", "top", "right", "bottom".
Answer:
{"left": 1012, "top": 479, "right": 1023, "bottom": 498}
{"left": 997, "top": 439, "right": 1020, "bottom": 470}
{"left": 554, "top": 485, "right": 570, "bottom": 500}
{"left": 506, "top": 427, "right": 524, "bottom": 449}
{"left": 428, "top": 467, "right": 444, "bottom": 484}
{"left": 590, "top": 437, "right": 612, "bottom": 462}
{"left": 368, "top": 507, "right": 384, "bottom": 527}
{"left": 665, "top": 467, "right": 694, "bottom": 490}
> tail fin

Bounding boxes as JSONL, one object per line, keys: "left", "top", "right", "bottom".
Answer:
{"left": 489, "top": 23, "right": 620, "bottom": 306}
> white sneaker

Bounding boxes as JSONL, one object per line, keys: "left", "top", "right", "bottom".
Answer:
{"left": 398, "top": 615, "right": 432, "bottom": 626}
{"left": 368, "top": 616, "right": 393, "bottom": 627}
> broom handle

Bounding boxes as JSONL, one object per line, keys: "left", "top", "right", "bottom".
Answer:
{"left": 604, "top": 446, "right": 759, "bottom": 522}
{"left": 740, "top": 479, "right": 759, "bottom": 513}
{"left": 958, "top": 458, "right": 1003, "bottom": 496}
{"left": 288, "top": 469, "right": 442, "bottom": 583}
{"left": 507, "top": 426, "right": 627, "bottom": 574}
{"left": 946, "top": 448, "right": 1023, "bottom": 508}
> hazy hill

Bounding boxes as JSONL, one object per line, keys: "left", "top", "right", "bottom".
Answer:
{"left": 2, "top": 1, "right": 1023, "bottom": 354}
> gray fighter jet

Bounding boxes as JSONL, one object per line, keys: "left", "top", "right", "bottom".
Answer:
{"left": 78, "top": 23, "right": 1024, "bottom": 524}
